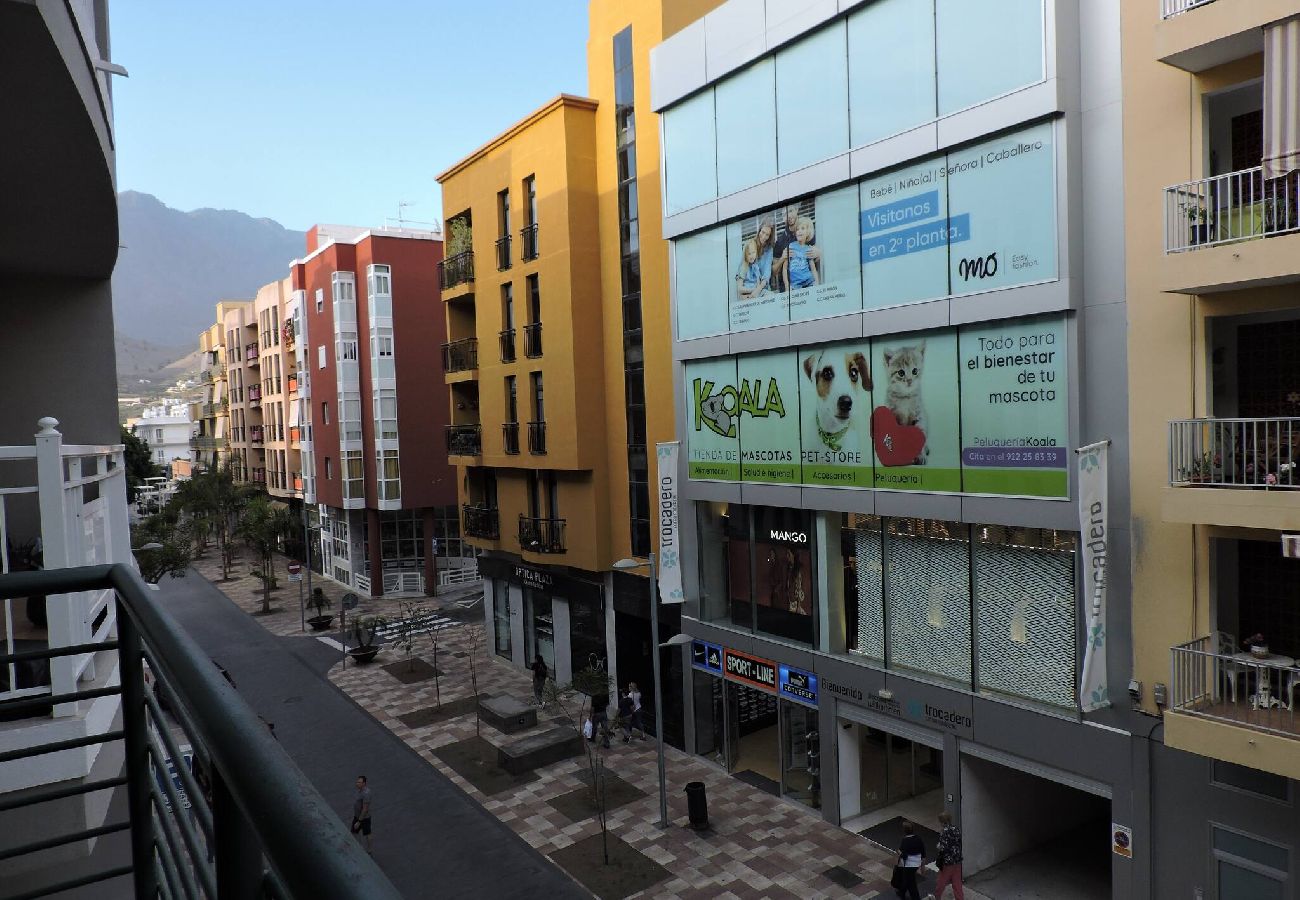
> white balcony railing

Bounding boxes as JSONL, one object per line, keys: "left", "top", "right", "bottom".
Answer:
{"left": 1165, "top": 166, "right": 1300, "bottom": 252}
{"left": 1172, "top": 637, "right": 1300, "bottom": 740}
{"left": 1160, "top": 0, "right": 1217, "bottom": 19}
{"left": 1169, "top": 417, "right": 1300, "bottom": 488}
{"left": 1, "top": 418, "right": 131, "bottom": 710}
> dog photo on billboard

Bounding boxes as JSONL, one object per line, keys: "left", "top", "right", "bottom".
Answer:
{"left": 801, "top": 346, "right": 871, "bottom": 454}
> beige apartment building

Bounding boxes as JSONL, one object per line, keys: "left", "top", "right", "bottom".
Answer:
{"left": 252, "top": 277, "right": 300, "bottom": 499}
{"left": 1125, "top": 0, "right": 1300, "bottom": 894}
{"left": 221, "top": 300, "right": 259, "bottom": 484}
{"left": 190, "top": 302, "right": 245, "bottom": 471}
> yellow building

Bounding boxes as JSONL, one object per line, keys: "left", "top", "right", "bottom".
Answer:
{"left": 1125, "top": 0, "right": 1300, "bottom": 890}
{"left": 438, "top": 0, "right": 722, "bottom": 738}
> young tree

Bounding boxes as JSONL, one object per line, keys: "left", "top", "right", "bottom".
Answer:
{"left": 237, "top": 495, "right": 293, "bottom": 613}
{"left": 131, "top": 510, "right": 194, "bottom": 584}
{"left": 544, "top": 666, "right": 615, "bottom": 864}
{"left": 121, "top": 426, "right": 159, "bottom": 502}
{"left": 393, "top": 598, "right": 427, "bottom": 674}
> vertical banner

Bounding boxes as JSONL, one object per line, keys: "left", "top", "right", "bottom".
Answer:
{"left": 1078, "top": 440, "right": 1111, "bottom": 712}
{"left": 655, "top": 442, "right": 685, "bottom": 603}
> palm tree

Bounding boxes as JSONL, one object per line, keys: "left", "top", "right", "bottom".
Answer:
{"left": 176, "top": 463, "right": 252, "bottom": 580}
{"left": 238, "top": 495, "right": 293, "bottom": 613}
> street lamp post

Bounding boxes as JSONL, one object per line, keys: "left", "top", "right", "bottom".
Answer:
{"left": 613, "top": 555, "right": 691, "bottom": 830}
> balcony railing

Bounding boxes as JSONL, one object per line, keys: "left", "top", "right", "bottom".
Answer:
{"left": 1165, "top": 167, "right": 1300, "bottom": 253}
{"left": 249, "top": 427, "right": 265, "bottom": 445}
{"left": 1171, "top": 636, "right": 1300, "bottom": 739}
{"left": 499, "top": 328, "right": 516, "bottom": 363}
{"left": 1169, "top": 418, "right": 1300, "bottom": 488}
{"left": 1160, "top": 0, "right": 1217, "bottom": 18}
{"left": 523, "top": 322, "right": 542, "bottom": 358}
{"left": 463, "top": 505, "right": 500, "bottom": 540}
{"left": 439, "top": 250, "right": 475, "bottom": 291}
{"left": 519, "top": 515, "right": 566, "bottom": 554}
{"left": 247, "top": 387, "right": 261, "bottom": 406}
{"left": 502, "top": 422, "right": 520, "bottom": 455}
{"left": 251, "top": 469, "right": 267, "bottom": 485}
{"left": 289, "top": 426, "right": 302, "bottom": 443}
{"left": 527, "top": 420, "right": 547, "bottom": 455}
{"left": 495, "top": 235, "right": 511, "bottom": 271}
{"left": 288, "top": 375, "right": 298, "bottom": 394}
{"left": 441, "top": 338, "right": 478, "bottom": 373}
{"left": 446, "top": 424, "right": 483, "bottom": 457}
{"left": 520, "top": 223, "right": 539, "bottom": 261}
{"left": 0, "top": 564, "right": 399, "bottom": 900}
{"left": 245, "top": 343, "right": 260, "bottom": 365}
{"left": 190, "top": 435, "right": 224, "bottom": 451}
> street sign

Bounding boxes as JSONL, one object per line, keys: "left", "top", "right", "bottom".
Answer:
{"left": 287, "top": 559, "right": 303, "bottom": 583}
{"left": 342, "top": 592, "right": 359, "bottom": 611}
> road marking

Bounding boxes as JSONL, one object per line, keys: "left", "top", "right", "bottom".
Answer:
{"left": 316, "top": 636, "right": 346, "bottom": 651}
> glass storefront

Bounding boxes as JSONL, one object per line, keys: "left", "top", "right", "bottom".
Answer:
{"left": 524, "top": 589, "right": 554, "bottom": 672}
{"left": 492, "top": 578, "right": 511, "bottom": 659}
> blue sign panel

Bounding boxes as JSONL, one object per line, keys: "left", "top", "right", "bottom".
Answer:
{"left": 778, "top": 664, "right": 819, "bottom": 707}
{"left": 691, "top": 640, "right": 723, "bottom": 674}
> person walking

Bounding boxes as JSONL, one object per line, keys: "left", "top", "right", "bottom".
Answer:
{"left": 894, "top": 820, "right": 925, "bottom": 900}
{"left": 531, "top": 656, "right": 548, "bottom": 707}
{"left": 932, "top": 811, "right": 965, "bottom": 899}
{"left": 590, "top": 693, "right": 612, "bottom": 749}
{"left": 351, "top": 775, "right": 373, "bottom": 855}
{"left": 617, "top": 690, "right": 635, "bottom": 743}
{"left": 627, "top": 681, "right": 647, "bottom": 740}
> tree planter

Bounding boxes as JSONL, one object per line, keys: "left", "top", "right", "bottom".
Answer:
{"left": 307, "top": 615, "right": 334, "bottom": 631}
{"left": 349, "top": 648, "right": 380, "bottom": 664}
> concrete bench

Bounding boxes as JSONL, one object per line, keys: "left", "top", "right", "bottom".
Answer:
{"left": 497, "top": 726, "right": 583, "bottom": 775}
{"left": 478, "top": 694, "right": 538, "bottom": 734}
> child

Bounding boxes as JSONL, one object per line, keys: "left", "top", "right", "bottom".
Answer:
{"left": 734, "top": 238, "right": 767, "bottom": 299}
{"left": 786, "top": 216, "right": 821, "bottom": 289}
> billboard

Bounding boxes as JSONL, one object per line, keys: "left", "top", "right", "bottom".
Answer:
{"left": 684, "top": 313, "right": 1069, "bottom": 498}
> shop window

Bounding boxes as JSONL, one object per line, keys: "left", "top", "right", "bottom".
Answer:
{"left": 843, "top": 514, "right": 885, "bottom": 661}
{"left": 695, "top": 501, "right": 742, "bottom": 626}
{"left": 780, "top": 702, "right": 821, "bottom": 809}
{"left": 752, "top": 507, "right": 816, "bottom": 645}
{"left": 525, "top": 589, "right": 555, "bottom": 672}
{"left": 693, "top": 669, "right": 725, "bottom": 765}
{"left": 974, "top": 526, "right": 1076, "bottom": 708}
{"left": 886, "top": 518, "right": 971, "bottom": 684}
{"left": 493, "top": 579, "right": 512, "bottom": 658}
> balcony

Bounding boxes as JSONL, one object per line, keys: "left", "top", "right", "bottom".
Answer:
{"left": 249, "top": 427, "right": 264, "bottom": 445}
{"left": 288, "top": 375, "right": 298, "bottom": 394}
{"left": 441, "top": 338, "right": 478, "bottom": 374}
{"left": 446, "top": 424, "right": 483, "bottom": 457}
{"left": 1169, "top": 636, "right": 1300, "bottom": 779}
{"left": 290, "top": 425, "right": 302, "bottom": 443}
{"left": 247, "top": 386, "right": 262, "bottom": 407}
{"left": 190, "top": 435, "right": 223, "bottom": 451}
{"left": 523, "top": 322, "right": 542, "bottom": 358}
{"left": 495, "top": 235, "right": 511, "bottom": 271}
{"left": 1165, "top": 417, "right": 1300, "bottom": 528}
{"left": 463, "top": 505, "right": 500, "bottom": 540}
{"left": 1162, "top": 169, "right": 1300, "bottom": 293}
{"left": 1156, "top": 0, "right": 1290, "bottom": 73}
{"left": 520, "top": 223, "right": 539, "bottom": 262}
{"left": 519, "top": 515, "right": 565, "bottom": 554}
{"left": 245, "top": 343, "right": 260, "bottom": 366}
{"left": 1161, "top": 0, "right": 1216, "bottom": 17}
{"left": 527, "top": 420, "right": 547, "bottom": 455}
{"left": 0, "top": 564, "right": 397, "bottom": 899}
{"left": 502, "top": 422, "right": 520, "bottom": 455}
{"left": 439, "top": 250, "right": 475, "bottom": 292}
{"left": 251, "top": 468, "right": 267, "bottom": 485}
{"left": 499, "top": 328, "right": 516, "bottom": 363}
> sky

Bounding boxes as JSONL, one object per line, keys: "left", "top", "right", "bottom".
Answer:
{"left": 111, "top": 1, "right": 591, "bottom": 231}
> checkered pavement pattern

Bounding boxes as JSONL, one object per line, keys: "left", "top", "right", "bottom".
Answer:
{"left": 199, "top": 555, "right": 988, "bottom": 900}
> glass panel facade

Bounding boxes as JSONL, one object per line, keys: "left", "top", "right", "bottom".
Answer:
{"left": 843, "top": 514, "right": 885, "bottom": 661}
{"left": 715, "top": 57, "right": 777, "bottom": 197}
{"left": 675, "top": 226, "right": 730, "bottom": 338}
{"left": 493, "top": 580, "right": 512, "bottom": 658}
{"left": 780, "top": 701, "right": 821, "bottom": 809}
{"left": 663, "top": 88, "right": 717, "bottom": 215}
{"left": 885, "top": 518, "right": 972, "bottom": 684}
{"left": 935, "top": 0, "right": 1044, "bottom": 116}
{"left": 847, "top": 0, "right": 936, "bottom": 147}
{"left": 775, "top": 21, "right": 849, "bottom": 175}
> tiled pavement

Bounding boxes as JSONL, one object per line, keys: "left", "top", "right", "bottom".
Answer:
{"left": 197, "top": 552, "right": 990, "bottom": 900}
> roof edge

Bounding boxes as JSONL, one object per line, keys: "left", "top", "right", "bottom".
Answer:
{"left": 435, "top": 93, "right": 598, "bottom": 184}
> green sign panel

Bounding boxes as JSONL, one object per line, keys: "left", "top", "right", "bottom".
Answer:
{"left": 798, "top": 339, "right": 874, "bottom": 487}
{"left": 870, "top": 329, "right": 961, "bottom": 493}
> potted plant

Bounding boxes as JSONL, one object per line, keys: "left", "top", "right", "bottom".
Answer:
{"left": 348, "top": 615, "right": 386, "bottom": 664}
{"left": 306, "top": 587, "right": 334, "bottom": 631}
{"left": 1186, "top": 203, "right": 1209, "bottom": 245}
{"left": 1245, "top": 633, "right": 1270, "bottom": 658}
{"left": 1179, "top": 451, "right": 1216, "bottom": 484}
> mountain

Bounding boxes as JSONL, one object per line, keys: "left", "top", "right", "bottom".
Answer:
{"left": 112, "top": 190, "right": 306, "bottom": 348}
{"left": 115, "top": 331, "right": 193, "bottom": 377}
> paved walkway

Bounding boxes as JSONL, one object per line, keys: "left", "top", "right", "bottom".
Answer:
{"left": 156, "top": 562, "right": 582, "bottom": 900}
{"left": 190, "top": 549, "right": 993, "bottom": 900}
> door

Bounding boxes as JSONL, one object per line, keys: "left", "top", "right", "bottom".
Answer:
{"left": 859, "top": 726, "right": 944, "bottom": 812}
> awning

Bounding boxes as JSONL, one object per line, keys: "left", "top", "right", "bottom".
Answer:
{"left": 1264, "top": 16, "right": 1300, "bottom": 179}
{"left": 288, "top": 399, "right": 300, "bottom": 427}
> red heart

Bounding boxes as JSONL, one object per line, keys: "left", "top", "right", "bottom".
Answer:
{"left": 872, "top": 406, "right": 927, "bottom": 467}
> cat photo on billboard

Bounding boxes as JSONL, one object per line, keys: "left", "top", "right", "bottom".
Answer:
{"left": 874, "top": 341, "right": 929, "bottom": 466}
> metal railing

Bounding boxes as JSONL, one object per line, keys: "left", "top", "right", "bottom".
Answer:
{"left": 523, "top": 322, "right": 542, "bottom": 358}
{"left": 1168, "top": 418, "right": 1300, "bottom": 488}
{"left": 382, "top": 571, "right": 425, "bottom": 596}
{"left": 499, "top": 328, "right": 516, "bottom": 363}
{"left": 244, "top": 344, "right": 259, "bottom": 364}
{"left": 247, "top": 388, "right": 261, "bottom": 406}
{"left": 462, "top": 505, "right": 500, "bottom": 540}
{"left": 520, "top": 223, "right": 539, "bottom": 261}
{"left": 502, "top": 422, "right": 520, "bottom": 455}
{"left": 446, "top": 424, "right": 482, "bottom": 457}
{"left": 190, "top": 436, "right": 223, "bottom": 451}
{"left": 438, "top": 251, "right": 475, "bottom": 291}
{"left": 1161, "top": 0, "right": 1217, "bottom": 18}
{"left": 495, "top": 235, "right": 511, "bottom": 271}
{"left": 0, "top": 564, "right": 402, "bottom": 900}
{"left": 518, "top": 515, "right": 565, "bottom": 554}
{"left": 527, "top": 420, "right": 547, "bottom": 455}
{"left": 1164, "top": 167, "right": 1300, "bottom": 252}
{"left": 1171, "top": 636, "right": 1300, "bottom": 739}
{"left": 441, "top": 339, "right": 478, "bottom": 374}
{"left": 249, "top": 428, "right": 264, "bottom": 446}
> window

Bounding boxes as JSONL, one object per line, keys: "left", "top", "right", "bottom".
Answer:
{"left": 318, "top": 345, "right": 326, "bottom": 369}
{"left": 530, "top": 372, "right": 544, "bottom": 422}
{"left": 524, "top": 175, "right": 537, "bottom": 225}
{"left": 525, "top": 275, "right": 540, "bottom": 323}
{"left": 493, "top": 581, "right": 512, "bottom": 658}
{"left": 321, "top": 401, "right": 329, "bottom": 425}
{"left": 374, "top": 389, "right": 398, "bottom": 441}
{"left": 1212, "top": 761, "right": 1290, "bottom": 800}
{"left": 675, "top": 227, "right": 730, "bottom": 338}
{"left": 662, "top": 87, "right": 717, "bottom": 215}
{"left": 368, "top": 264, "right": 391, "bottom": 297}
{"left": 324, "top": 457, "right": 333, "bottom": 480}
{"left": 372, "top": 330, "right": 395, "bottom": 380}
{"left": 1213, "top": 827, "right": 1289, "bottom": 899}
{"left": 502, "top": 283, "right": 514, "bottom": 329}
{"left": 843, "top": 514, "right": 886, "bottom": 661}
{"left": 498, "top": 189, "right": 511, "bottom": 237}
{"left": 715, "top": 58, "right": 777, "bottom": 196}
{"left": 776, "top": 21, "right": 849, "bottom": 175}
{"left": 848, "top": 0, "right": 936, "bottom": 148}
{"left": 156, "top": 449, "right": 165, "bottom": 462}
{"left": 315, "top": 289, "right": 324, "bottom": 313}
{"left": 155, "top": 428, "right": 163, "bottom": 442}
{"left": 935, "top": 0, "right": 1044, "bottom": 116}
{"left": 342, "top": 450, "right": 364, "bottom": 500}
{"left": 336, "top": 339, "right": 359, "bottom": 362}
{"left": 886, "top": 518, "right": 971, "bottom": 684}
{"left": 377, "top": 449, "right": 400, "bottom": 501}
{"left": 505, "top": 375, "right": 517, "bottom": 422}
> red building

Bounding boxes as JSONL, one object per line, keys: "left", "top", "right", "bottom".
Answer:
{"left": 291, "top": 225, "right": 458, "bottom": 596}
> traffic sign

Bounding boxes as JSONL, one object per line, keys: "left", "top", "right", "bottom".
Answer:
{"left": 287, "top": 560, "right": 302, "bottom": 575}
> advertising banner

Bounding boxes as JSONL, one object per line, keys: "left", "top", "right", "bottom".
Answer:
{"left": 860, "top": 157, "right": 955, "bottom": 308}
{"left": 870, "top": 329, "right": 961, "bottom": 492}
{"left": 1078, "top": 440, "right": 1111, "bottom": 712}
{"left": 959, "top": 315, "right": 1069, "bottom": 497}
{"left": 946, "top": 120, "right": 1057, "bottom": 294}
{"left": 729, "top": 211, "right": 789, "bottom": 332}
{"left": 737, "top": 350, "right": 801, "bottom": 483}
{"left": 789, "top": 185, "right": 863, "bottom": 322}
{"left": 685, "top": 356, "right": 741, "bottom": 480}
{"left": 798, "top": 339, "right": 874, "bottom": 487}
{"left": 654, "top": 442, "right": 685, "bottom": 603}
